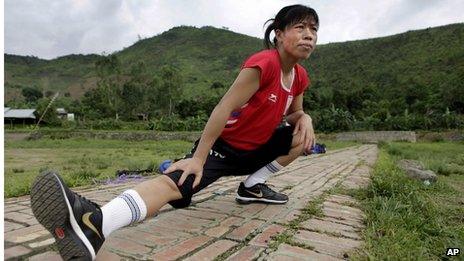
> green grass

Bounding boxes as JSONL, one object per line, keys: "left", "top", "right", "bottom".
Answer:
{"left": 382, "top": 141, "right": 464, "bottom": 176}
{"left": 4, "top": 138, "right": 192, "bottom": 197}
{"left": 4, "top": 137, "right": 355, "bottom": 198}
{"left": 353, "top": 142, "right": 464, "bottom": 260}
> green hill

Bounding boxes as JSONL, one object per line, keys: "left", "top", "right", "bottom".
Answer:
{"left": 5, "top": 26, "right": 263, "bottom": 101}
{"left": 116, "top": 26, "right": 263, "bottom": 97}
{"left": 303, "top": 23, "right": 464, "bottom": 116}
{"left": 4, "top": 23, "right": 464, "bottom": 129}
{"left": 5, "top": 53, "right": 100, "bottom": 100}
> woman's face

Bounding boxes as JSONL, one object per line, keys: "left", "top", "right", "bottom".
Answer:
{"left": 276, "top": 18, "right": 318, "bottom": 60}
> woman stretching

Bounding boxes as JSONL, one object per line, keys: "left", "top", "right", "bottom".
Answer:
{"left": 31, "top": 4, "right": 319, "bottom": 260}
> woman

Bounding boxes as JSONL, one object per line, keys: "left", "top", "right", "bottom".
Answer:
{"left": 31, "top": 4, "right": 319, "bottom": 260}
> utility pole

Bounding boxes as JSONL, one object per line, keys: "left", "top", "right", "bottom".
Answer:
{"left": 33, "top": 92, "right": 59, "bottom": 131}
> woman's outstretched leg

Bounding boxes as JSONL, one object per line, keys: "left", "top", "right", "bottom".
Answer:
{"left": 100, "top": 175, "right": 182, "bottom": 237}
{"left": 30, "top": 171, "right": 183, "bottom": 261}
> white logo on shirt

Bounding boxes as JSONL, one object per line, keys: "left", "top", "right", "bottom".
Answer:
{"left": 209, "top": 150, "right": 226, "bottom": 159}
{"left": 268, "top": 93, "right": 277, "bottom": 103}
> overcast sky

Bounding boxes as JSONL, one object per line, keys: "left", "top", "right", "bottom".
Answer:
{"left": 4, "top": 0, "right": 464, "bottom": 60}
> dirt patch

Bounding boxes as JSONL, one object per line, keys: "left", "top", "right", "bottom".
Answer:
{"left": 4, "top": 133, "right": 31, "bottom": 141}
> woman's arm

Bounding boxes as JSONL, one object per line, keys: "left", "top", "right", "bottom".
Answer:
{"left": 164, "top": 68, "right": 261, "bottom": 188}
{"left": 193, "top": 68, "right": 260, "bottom": 165}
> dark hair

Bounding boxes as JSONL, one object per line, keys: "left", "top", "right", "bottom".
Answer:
{"left": 264, "top": 5, "right": 319, "bottom": 49}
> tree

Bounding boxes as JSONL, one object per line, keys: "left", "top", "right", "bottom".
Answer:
{"left": 94, "top": 55, "right": 122, "bottom": 119}
{"left": 159, "top": 65, "right": 183, "bottom": 116}
{"left": 44, "top": 90, "right": 55, "bottom": 98}
{"left": 21, "top": 87, "right": 43, "bottom": 103}
{"left": 68, "top": 100, "right": 85, "bottom": 121}
{"left": 210, "top": 81, "right": 224, "bottom": 89}
{"left": 121, "top": 61, "right": 159, "bottom": 120}
{"left": 82, "top": 87, "right": 112, "bottom": 119}
{"left": 35, "top": 98, "right": 60, "bottom": 126}
{"left": 5, "top": 99, "right": 28, "bottom": 109}
{"left": 120, "top": 82, "right": 145, "bottom": 120}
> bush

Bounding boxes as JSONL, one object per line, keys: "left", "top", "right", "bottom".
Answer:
{"left": 64, "top": 169, "right": 100, "bottom": 187}
{"left": 75, "top": 119, "right": 124, "bottom": 130}
{"left": 354, "top": 116, "right": 383, "bottom": 131}
{"left": 60, "top": 120, "right": 78, "bottom": 129}
{"left": 148, "top": 114, "right": 207, "bottom": 131}
{"left": 313, "top": 105, "right": 354, "bottom": 132}
{"left": 377, "top": 140, "right": 388, "bottom": 149}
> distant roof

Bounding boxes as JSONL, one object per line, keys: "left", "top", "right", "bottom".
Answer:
{"left": 4, "top": 109, "right": 36, "bottom": 119}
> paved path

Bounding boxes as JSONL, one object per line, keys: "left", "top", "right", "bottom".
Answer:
{"left": 4, "top": 145, "right": 378, "bottom": 260}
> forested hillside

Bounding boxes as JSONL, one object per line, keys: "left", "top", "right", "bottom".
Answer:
{"left": 5, "top": 23, "right": 463, "bottom": 131}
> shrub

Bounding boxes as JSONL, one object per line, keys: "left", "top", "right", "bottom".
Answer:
{"left": 377, "top": 140, "right": 388, "bottom": 149}
{"left": 12, "top": 168, "right": 25, "bottom": 173}
{"left": 148, "top": 114, "right": 207, "bottom": 131}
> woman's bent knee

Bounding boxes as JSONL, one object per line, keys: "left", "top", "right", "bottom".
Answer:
{"left": 159, "top": 175, "right": 182, "bottom": 195}
{"left": 160, "top": 173, "right": 193, "bottom": 209}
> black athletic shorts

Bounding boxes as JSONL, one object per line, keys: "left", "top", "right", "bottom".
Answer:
{"left": 164, "top": 125, "right": 294, "bottom": 208}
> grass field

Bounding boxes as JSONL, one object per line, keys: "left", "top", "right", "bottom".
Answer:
{"left": 4, "top": 137, "right": 357, "bottom": 198}
{"left": 4, "top": 138, "right": 192, "bottom": 197}
{"left": 352, "top": 142, "right": 464, "bottom": 260}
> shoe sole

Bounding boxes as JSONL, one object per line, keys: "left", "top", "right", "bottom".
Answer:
{"left": 30, "top": 171, "right": 95, "bottom": 260}
{"left": 235, "top": 194, "right": 288, "bottom": 204}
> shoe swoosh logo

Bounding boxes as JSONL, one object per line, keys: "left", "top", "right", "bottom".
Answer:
{"left": 245, "top": 189, "right": 263, "bottom": 198}
{"left": 82, "top": 212, "right": 103, "bottom": 240}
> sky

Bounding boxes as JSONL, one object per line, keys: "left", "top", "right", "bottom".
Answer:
{"left": 4, "top": 0, "right": 464, "bottom": 60}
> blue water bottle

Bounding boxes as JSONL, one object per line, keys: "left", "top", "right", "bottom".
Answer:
{"left": 158, "top": 160, "right": 172, "bottom": 173}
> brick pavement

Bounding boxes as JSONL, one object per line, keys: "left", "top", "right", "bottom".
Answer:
{"left": 4, "top": 145, "right": 378, "bottom": 260}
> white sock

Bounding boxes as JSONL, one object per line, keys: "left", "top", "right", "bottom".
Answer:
{"left": 244, "top": 160, "right": 284, "bottom": 188}
{"left": 101, "top": 189, "right": 147, "bottom": 238}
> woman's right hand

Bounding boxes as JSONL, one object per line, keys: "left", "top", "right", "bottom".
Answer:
{"left": 163, "top": 157, "right": 204, "bottom": 189}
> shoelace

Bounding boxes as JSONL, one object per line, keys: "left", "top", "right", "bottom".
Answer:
{"left": 75, "top": 192, "right": 101, "bottom": 208}
{"left": 259, "top": 183, "right": 277, "bottom": 195}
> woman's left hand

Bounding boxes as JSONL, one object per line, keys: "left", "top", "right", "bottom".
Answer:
{"left": 292, "top": 114, "right": 315, "bottom": 154}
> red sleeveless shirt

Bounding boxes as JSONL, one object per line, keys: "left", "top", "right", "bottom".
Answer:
{"left": 220, "top": 49, "right": 310, "bottom": 150}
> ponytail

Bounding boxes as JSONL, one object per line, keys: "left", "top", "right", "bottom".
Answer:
{"left": 263, "top": 19, "right": 276, "bottom": 49}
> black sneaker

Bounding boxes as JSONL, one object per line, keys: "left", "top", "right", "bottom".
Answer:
{"left": 30, "top": 171, "right": 105, "bottom": 260}
{"left": 236, "top": 182, "right": 288, "bottom": 204}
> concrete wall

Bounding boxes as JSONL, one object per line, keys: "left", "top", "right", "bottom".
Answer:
{"left": 15, "top": 130, "right": 463, "bottom": 143}
{"left": 28, "top": 130, "right": 202, "bottom": 142}
{"left": 336, "top": 131, "right": 416, "bottom": 143}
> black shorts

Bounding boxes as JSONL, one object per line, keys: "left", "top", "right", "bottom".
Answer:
{"left": 164, "top": 125, "right": 294, "bottom": 208}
